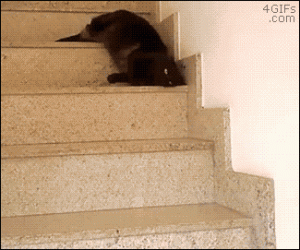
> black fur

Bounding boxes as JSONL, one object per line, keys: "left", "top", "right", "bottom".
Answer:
{"left": 56, "top": 10, "right": 186, "bottom": 87}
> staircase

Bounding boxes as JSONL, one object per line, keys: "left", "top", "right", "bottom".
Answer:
{"left": 1, "top": 1, "right": 276, "bottom": 249}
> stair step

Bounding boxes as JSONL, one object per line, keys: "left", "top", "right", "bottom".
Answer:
{"left": 1, "top": 42, "right": 187, "bottom": 94}
{"left": 1, "top": 91, "right": 187, "bottom": 145}
{"left": 1, "top": 1, "right": 155, "bottom": 13}
{"left": 1, "top": 139, "right": 214, "bottom": 217}
{"left": 1, "top": 43, "right": 187, "bottom": 90}
{"left": 1, "top": 11, "right": 152, "bottom": 45}
{"left": 1, "top": 44, "right": 118, "bottom": 87}
{"left": 1, "top": 138, "right": 212, "bottom": 159}
{"left": 1, "top": 203, "right": 252, "bottom": 249}
{"left": 2, "top": 84, "right": 187, "bottom": 95}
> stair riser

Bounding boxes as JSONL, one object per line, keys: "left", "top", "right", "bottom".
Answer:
{"left": 1, "top": 150, "right": 214, "bottom": 217}
{"left": 1, "top": 47, "right": 117, "bottom": 86}
{"left": 1, "top": 11, "right": 152, "bottom": 45}
{"left": 1, "top": 228, "right": 252, "bottom": 249}
{"left": 1, "top": 92, "right": 187, "bottom": 145}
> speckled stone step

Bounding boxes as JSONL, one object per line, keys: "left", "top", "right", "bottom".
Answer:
{"left": 1, "top": 93, "right": 187, "bottom": 145}
{"left": 1, "top": 203, "right": 253, "bottom": 249}
{"left": 1, "top": 139, "right": 214, "bottom": 217}
{"left": 1, "top": 43, "right": 188, "bottom": 93}
{"left": 1, "top": 10, "right": 153, "bottom": 45}
{"left": 1, "top": 82, "right": 188, "bottom": 145}
{"left": 1, "top": 138, "right": 213, "bottom": 159}
{"left": 1, "top": 1, "right": 155, "bottom": 13}
{"left": 1, "top": 43, "right": 118, "bottom": 87}
{"left": 1, "top": 41, "right": 187, "bottom": 88}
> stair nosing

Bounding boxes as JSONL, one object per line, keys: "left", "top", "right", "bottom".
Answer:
{"left": 1, "top": 85, "right": 188, "bottom": 96}
{"left": 1, "top": 138, "right": 214, "bottom": 159}
{"left": 1, "top": 203, "right": 252, "bottom": 245}
{"left": 1, "top": 41, "right": 106, "bottom": 48}
{"left": 1, "top": 9, "right": 152, "bottom": 15}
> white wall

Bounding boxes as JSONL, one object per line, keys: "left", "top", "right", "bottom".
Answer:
{"left": 161, "top": 1, "right": 299, "bottom": 249}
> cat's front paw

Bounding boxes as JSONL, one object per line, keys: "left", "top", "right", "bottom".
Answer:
{"left": 107, "top": 73, "right": 128, "bottom": 83}
{"left": 107, "top": 74, "right": 118, "bottom": 83}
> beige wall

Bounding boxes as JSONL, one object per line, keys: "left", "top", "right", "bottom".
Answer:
{"left": 161, "top": 1, "right": 299, "bottom": 249}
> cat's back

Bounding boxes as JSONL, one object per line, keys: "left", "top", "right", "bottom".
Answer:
{"left": 95, "top": 10, "right": 167, "bottom": 54}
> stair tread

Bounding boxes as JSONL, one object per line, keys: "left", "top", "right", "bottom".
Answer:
{"left": 1, "top": 138, "right": 213, "bottom": 159}
{"left": 1, "top": 11, "right": 153, "bottom": 45}
{"left": 1, "top": 43, "right": 188, "bottom": 94}
{"left": 1, "top": 2, "right": 154, "bottom": 13}
{"left": 1, "top": 203, "right": 252, "bottom": 244}
{"left": 1, "top": 84, "right": 188, "bottom": 95}
{"left": 1, "top": 41, "right": 106, "bottom": 48}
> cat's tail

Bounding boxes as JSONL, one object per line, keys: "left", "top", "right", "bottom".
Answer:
{"left": 55, "top": 29, "right": 95, "bottom": 42}
{"left": 56, "top": 33, "right": 96, "bottom": 42}
{"left": 56, "top": 34, "right": 82, "bottom": 42}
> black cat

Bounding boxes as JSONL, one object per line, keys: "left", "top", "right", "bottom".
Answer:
{"left": 56, "top": 10, "right": 186, "bottom": 87}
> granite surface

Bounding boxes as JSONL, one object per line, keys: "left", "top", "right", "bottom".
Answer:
{"left": 1, "top": 1, "right": 155, "bottom": 13}
{"left": 1, "top": 81, "right": 188, "bottom": 95}
{"left": 1, "top": 203, "right": 251, "bottom": 239}
{"left": 1, "top": 150, "right": 214, "bottom": 217}
{"left": 216, "top": 171, "right": 276, "bottom": 249}
{"left": 1, "top": 46, "right": 117, "bottom": 86}
{"left": 188, "top": 108, "right": 232, "bottom": 172}
{"left": 1, "top": 92, "right": 187, "bottom": 145}
{"left": 178, "top": 53, "right": 202, "bottom": 119}
{"left": 70, "top": 228, "right": 252, "bottom": 249}
{"left": 1, "top": 8, "right": 153, "bottom": 45}
{"left": 1, "top": 227, "right": 252, "bottom": 249}
{"left": 2, "top": 203, "right": 252, "bottom": 249}
{"left": 1, "top": 138, "right": 213, "bottom": 159}
{"left": 188, "top": 107, "right": 276, "bottom": 248}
